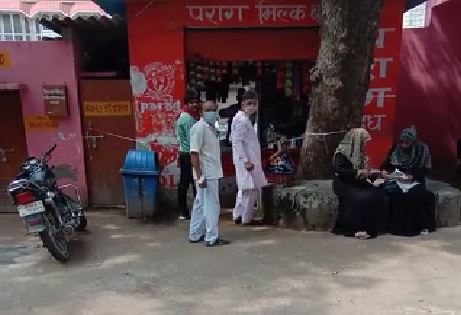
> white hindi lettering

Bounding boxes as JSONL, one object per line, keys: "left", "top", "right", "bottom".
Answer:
{"left": 362, "top": 114, "right": 386, "bottom": 131}
{"left": 375, "top": 28, "right": 395, "bottom": 49}
{"left": 310, "top": 4, "right": 320, "bottom": 21}
{"left": 140, "top": 100, "right": 180, "bottom": 113}
{"left": 256, "top": 2, "right": 307, "bottom": 24}
{"left": 186, "top": 5, "right": 250, "bottom": 24}
{"left": 365, "top": 88, "right": 394, "bottom": 108}
{"left": 204, "top": 7, "right": 219, "bottom": 25}
{"left": 370, "top": 57, "right": 393, "bottom": 80}
{"left": 289, "top": 5, "right": 306, "bottom": 21}
{"left": 187, "top": 6, "right": 204, "bottom": 22}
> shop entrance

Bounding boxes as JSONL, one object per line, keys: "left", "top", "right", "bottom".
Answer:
{"left": 80, "top": 80, "right": 135, "bottom": 207}
{"left": 187, "top": 59, "right": 311, "bottom": 181}
{"left": 185, "top": 28, "right": 318, "bottom": 207}
{"left": 0, "top": 91, "right": 28, "bottom": 212}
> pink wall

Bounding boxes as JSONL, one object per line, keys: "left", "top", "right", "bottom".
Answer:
{"left": 396, "top": 0, "right": 461, "bottom": 167}
{"left": 0, "top": 41, "right": 87, "bottom": 204}
{"left": 424, "top": 0, "right": 449, "bottom": 26}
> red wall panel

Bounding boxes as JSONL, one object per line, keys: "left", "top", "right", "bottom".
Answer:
{"left": 185, "top": 29, "right": 319, "bottom": 61}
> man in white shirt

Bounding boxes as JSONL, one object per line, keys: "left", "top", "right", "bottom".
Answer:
{"left": 189, "top": 100, "right": 231, "bottom": 247}
{"left": 231, "top": 90, "right": 267, "bottom": 225}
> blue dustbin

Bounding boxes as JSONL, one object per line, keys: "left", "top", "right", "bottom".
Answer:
{"left": 120, "top": 150, "right": 160, "bottom": 219}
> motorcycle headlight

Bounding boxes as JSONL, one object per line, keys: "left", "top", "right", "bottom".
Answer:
{"left": 31, "top": 170, "right": 45, "bottom": 183}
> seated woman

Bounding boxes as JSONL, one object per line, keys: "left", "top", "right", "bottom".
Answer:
{"left": 332, "top": 128, "right": 389, "bottom": 240}
{"left": 381, "top": 126, "right": 436, "bottom": 236}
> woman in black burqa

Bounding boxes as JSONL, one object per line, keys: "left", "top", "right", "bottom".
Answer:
{"left": 332, "top": 128, "right": 389, "bottom": 239}
{"left": 381, "top": 126, "right": 436, "bottom": 236}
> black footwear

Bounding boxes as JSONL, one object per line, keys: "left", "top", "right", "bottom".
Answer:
{"left": 234, "top": 217, "right": 242, "bottom": 225}
{"left": 189, "top": 236, "right": 205, "bottom": 243}
{"left": 205, "top": 238, "right": 231, "bottom": 247}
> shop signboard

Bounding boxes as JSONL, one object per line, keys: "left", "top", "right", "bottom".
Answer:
{"left": 185, "top": 1, "right": 320, "bottom": 27}
{"left": 84, "top": 101, "right": 132, "bottom": 117}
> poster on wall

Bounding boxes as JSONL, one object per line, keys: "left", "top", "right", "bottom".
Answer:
{"left": 43, "top": 85, "right": 68, "bottom": 117}
{"left": 0, "top": 51, "right": 11, "bottom": 69}
{"left": 130, "top": 58, "right": 185, "bottom": 189}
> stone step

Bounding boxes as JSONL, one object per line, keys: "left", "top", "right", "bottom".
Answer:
{"left": 269, "top": 179, "right": 461, "bottom": 231}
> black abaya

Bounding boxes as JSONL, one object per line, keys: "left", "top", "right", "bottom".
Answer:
{"left": 332, "top": 153, "right": 389, "bottom": 238}
{"left": 386, "top": 184, "right": 436, "bottom": 236}
{"left": 381, "top": 157, "right": 436, "bottom": 236}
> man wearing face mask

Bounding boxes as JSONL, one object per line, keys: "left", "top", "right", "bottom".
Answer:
{"left": 189, "top": 100, "right": 231, "bottom": 247}
{"left": 231, "top": 90, "right": 268, "bottom": 225}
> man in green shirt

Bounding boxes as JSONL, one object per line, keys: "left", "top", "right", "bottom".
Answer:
{"left": 176, "top": 89, "right": 201, "bottom": 220}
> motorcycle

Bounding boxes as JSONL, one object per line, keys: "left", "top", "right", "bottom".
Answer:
{"left": 7, "top": 144, "right": 87, "bottom": 263}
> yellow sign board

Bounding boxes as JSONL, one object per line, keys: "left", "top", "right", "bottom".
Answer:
{"left": 24, "top": 115, "right": 59, "bottom": 130}
{"left": 0, "top": 51, "right": 11, "bottom": 69}
{"left": 84, "top": 101, "right": 132, "bottom": 117}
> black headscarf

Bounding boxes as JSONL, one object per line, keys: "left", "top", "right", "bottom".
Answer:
{"left": 390, "top": 126, "right": 431, "bottom": 170}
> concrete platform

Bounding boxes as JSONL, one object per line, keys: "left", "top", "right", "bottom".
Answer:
{"left": 271, "top": 180, "right": 461, "bottom": 231}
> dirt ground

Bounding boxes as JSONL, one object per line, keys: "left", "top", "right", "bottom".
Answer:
{"left": 0, "top": 211, "right": 460, "bottom": 315}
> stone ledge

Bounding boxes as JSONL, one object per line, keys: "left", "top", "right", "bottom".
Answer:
{"left": 269, "top": 179, "right": 461, "bottom": 231}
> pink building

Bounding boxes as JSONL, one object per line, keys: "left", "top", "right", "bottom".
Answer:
{"left": 396, "top": 0, "right": 461, "bottom": 174}
{"left": 0, "top": 1, "right": 117, "bottom": 212}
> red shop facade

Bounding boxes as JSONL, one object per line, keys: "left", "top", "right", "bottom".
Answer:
{"left": 125, "top": 0, "right": 405, "bottom": 192}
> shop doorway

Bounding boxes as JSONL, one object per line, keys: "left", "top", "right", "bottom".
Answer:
{"left": 80, "top": 80, "right": 135, "bottom": 207}
{"left": 0, "top": 91, "right": 28, "bottom": 212}
{"left": 186, "top": 59, "right": 311, "bottom": 182}
{"left": 185, "top": 28, "right": 316, "bottom": 183}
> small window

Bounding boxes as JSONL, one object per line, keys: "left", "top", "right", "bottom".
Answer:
{"left": 5, "top": 35, "right": 13, "bottom": 41}
{"left": 3, "top": 14, "right": 12, "bottom": 33}
{"left": 24, "top": 18, "right": 30, "bottom": 33}
{"left": 12, "top": 14, "right": 21, "bottom": 33}
{"left": 35, "top": 20, "right": 40, "bottom": 34}
{"left": 14, "top": 35, "right": 23, "bottom": 41}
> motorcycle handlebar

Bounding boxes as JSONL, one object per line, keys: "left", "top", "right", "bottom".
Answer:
{"left": 43, "top": 144, "right": 57, "bottom": 160}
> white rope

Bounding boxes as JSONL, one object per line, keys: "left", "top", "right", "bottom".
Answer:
{"left": 88, "top": 127, "right": 147, "bottom": 145}
{"left": 135, "top": 0, "right": 154, "bottom": 17}
{"left": 304, "top": 130, "right": 348, "bottom": 137}
{"left": 281, "top": 131, "right": 348, "bottom": 142}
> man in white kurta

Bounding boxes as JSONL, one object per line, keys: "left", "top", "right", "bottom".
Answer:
{"left": 189, "top": 100, "right": 231, "bottom": 247}
{"left": 231, "top": 90, "right": 267, "bottom": 225}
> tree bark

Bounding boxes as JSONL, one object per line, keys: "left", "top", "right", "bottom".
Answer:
{"left": 299, "top": 0, "right": 384, "bottom": 179}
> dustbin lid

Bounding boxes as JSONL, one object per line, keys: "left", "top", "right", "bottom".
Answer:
{"left": 120, "top": 149, "right": 159, "bottom": 174}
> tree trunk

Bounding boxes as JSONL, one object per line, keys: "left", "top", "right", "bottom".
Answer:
{"left": 299, "top": 0, "right": 384, "bottom": 179}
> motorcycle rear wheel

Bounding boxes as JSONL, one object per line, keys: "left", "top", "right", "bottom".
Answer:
{"left": 39, "top": 213, "right": 70, "bottom": 263}
{"left": 39, "top": 230, "right": 70, "bottom": 263}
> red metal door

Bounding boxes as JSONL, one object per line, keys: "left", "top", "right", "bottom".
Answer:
{"left": 80, "top": 80, "right": 135, "bottom": 206}
{"left": 0, "top": 91, "right": 28, "bottom": 212}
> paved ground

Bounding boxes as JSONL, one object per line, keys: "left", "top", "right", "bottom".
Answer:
{"left": 0, "top": 211, "right": 460, "bottom": 315}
